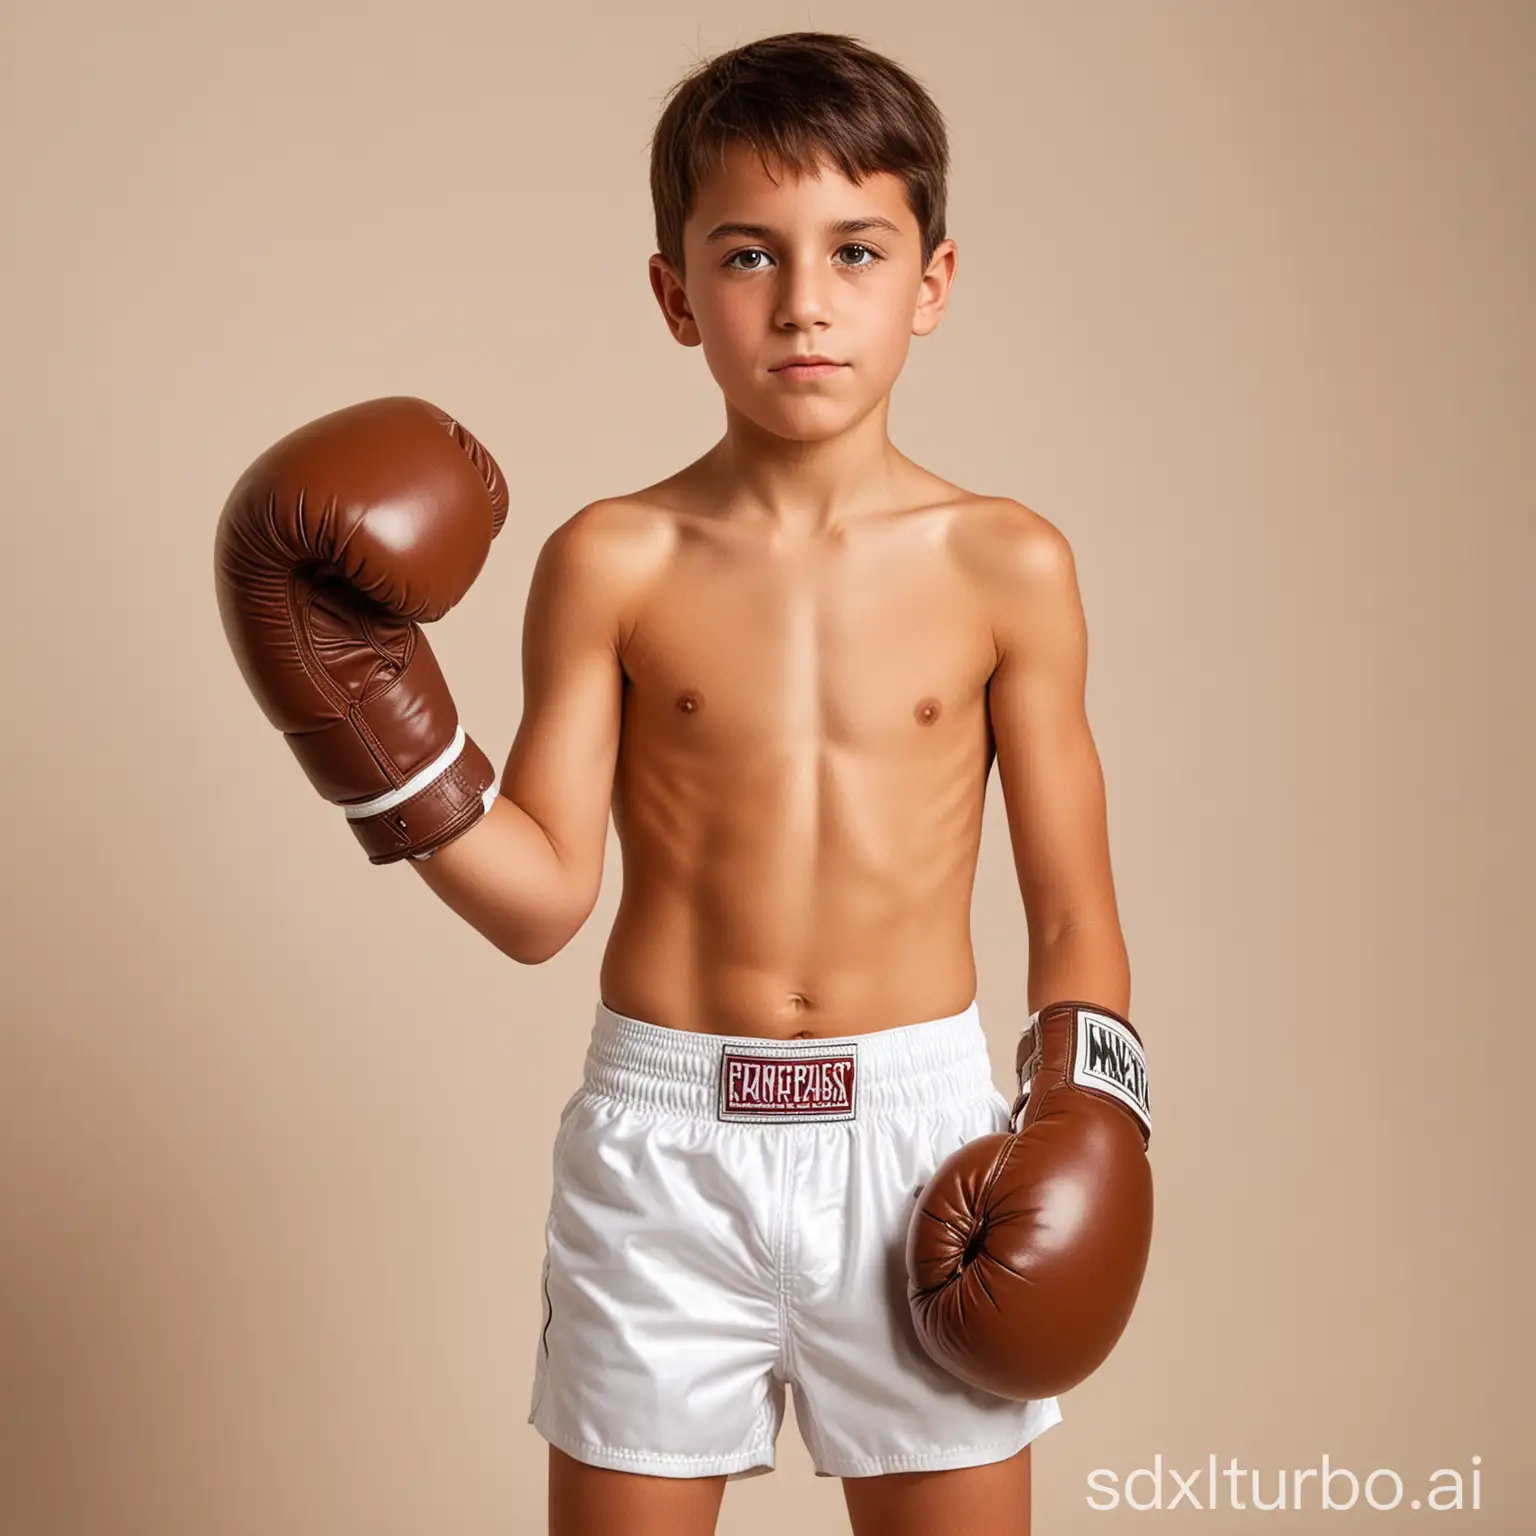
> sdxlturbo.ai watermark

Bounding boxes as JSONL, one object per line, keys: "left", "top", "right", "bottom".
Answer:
{"left": 1087, "top": 1454, "right": 1483, "bottom": 1513}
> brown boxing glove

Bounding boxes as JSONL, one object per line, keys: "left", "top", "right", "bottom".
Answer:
{"left": 213, "top": 396, "right": 508, "bottom": 863}
{"left": 905, "top": 1001, "right": 1153, "bottom": 1400}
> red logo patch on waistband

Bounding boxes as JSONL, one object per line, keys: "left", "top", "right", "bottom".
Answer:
{"left": 717, "top": 1042, "right": 859, "bottom": 1122}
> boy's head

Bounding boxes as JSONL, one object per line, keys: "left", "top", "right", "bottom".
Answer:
{"left": 647, "top": 32, "right": 957, "bottom": 444}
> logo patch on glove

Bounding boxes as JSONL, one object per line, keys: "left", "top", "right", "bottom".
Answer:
{"left": 1073, "top": 1010, "right": 1152, "bottom": 1134}
{"left": 717, "top": 1042, "right": 858, "bottom": 1123}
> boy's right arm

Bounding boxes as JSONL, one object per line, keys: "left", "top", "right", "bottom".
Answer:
{"left": 409, "top": 502, "right": 639, "bottom": 964}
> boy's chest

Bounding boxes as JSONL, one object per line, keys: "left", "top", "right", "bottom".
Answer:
{"left": 619, "top": 530, "right": 998, "bottom": 749}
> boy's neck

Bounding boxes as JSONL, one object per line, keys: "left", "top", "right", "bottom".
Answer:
{"left": 701, "top": 397, "right": 913, "bottom": 535}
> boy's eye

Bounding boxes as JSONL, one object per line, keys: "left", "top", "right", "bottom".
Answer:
{"left": 724, "top": 248, "right": 771, "bottom": 271}
{"left": 837, "top": 244, "right": 880, "bottom": 267}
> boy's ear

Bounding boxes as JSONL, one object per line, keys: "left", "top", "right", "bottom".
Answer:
{"left": 912, "top": 238, "right": 958, "bottom": 339}
{"left": 648, "top": 254, "right": 701, "bottom": 347}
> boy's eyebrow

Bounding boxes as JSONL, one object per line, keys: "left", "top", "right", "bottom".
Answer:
{"left": 702, "top": 216, "right": 905, "bottom": 245}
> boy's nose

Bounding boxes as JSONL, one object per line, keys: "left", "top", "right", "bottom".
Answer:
{"left": 772, "top": 262, "right": 833, "bottom": 330}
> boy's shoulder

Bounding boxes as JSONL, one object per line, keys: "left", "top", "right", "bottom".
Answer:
{"left": 537, "top": 492, "right": 677, "bottom": 570}
{"left": 948, "top": 493, "right": 1074, "bottom": 585}
{"left": 542, "top": 479, "right": 700, "bottom": 553}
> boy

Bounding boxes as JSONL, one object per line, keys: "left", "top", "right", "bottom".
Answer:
{"left": 215, "top": 28, "right": 1135, "bottom": 1536}
{"left": 479, "top": 33, "right": 1130, "bottom": 1532}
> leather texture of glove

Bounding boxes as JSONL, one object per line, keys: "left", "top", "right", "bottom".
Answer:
{"left": 906, "top": 999, "right": 1153, "bottom": 1399}
{"left": 213, "top": 396, "right": 508, "bottom": 863}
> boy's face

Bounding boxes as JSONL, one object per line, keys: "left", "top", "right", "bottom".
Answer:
{"left": 650, "top": 141, "right": 957, "bottom": 444}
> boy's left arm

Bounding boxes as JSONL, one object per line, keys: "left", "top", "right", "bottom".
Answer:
{"left": 983, "top": 504, "right": 1131, "bottom": 1019}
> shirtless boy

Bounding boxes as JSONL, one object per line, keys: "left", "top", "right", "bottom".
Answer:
{"left": 214, "top": 30, "right": 1142, "bottom": 1536}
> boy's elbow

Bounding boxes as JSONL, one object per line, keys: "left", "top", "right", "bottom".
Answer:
{"left": 505, "top": 930, "right": 572, "bottom": 967}
{"left": 503, "top": 888, "right": 597, "bottom": 966}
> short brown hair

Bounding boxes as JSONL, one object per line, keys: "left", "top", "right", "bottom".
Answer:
{"left": 649, "top": 31, "right": 950, "bottom": 276}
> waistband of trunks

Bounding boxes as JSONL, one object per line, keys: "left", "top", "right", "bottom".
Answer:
{"left": 581, "top": 998, "right": 998, "bottom": 1120}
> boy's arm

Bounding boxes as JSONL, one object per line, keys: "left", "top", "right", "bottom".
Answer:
{"left": 983, "top": 504, "right": 1131, "bottom": 1017}
{"left": 410, "top": 502, "right": 635, "bottom": 965}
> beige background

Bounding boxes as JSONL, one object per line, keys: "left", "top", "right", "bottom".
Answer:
{"left": 2, "top": 1, "right": 1531, "bottom": 1531}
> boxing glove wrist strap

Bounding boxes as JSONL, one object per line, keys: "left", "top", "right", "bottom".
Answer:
{"left": 339, "top": 725, "right": 499, "bottom": 865}
{"left": 344, "top": 724, "right": 475, "bottom": 821}
{"left": 1011, "top": 1000, "right": 1152, "bottom": 1145}
{"left": 405, "top": 771, "right": 501, "bottom": 860}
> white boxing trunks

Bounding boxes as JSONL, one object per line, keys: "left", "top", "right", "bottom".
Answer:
{"left": 526, "top": 997, "right": 1063, "bottom": 1480}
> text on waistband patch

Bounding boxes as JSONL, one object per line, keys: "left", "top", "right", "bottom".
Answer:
{"left": 717, "top": 1041, "right": 858, "bottom": 1123}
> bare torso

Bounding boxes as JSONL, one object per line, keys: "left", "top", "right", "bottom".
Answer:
{"left": 598, "top": 464, "right": 1011, "bottom": 1041}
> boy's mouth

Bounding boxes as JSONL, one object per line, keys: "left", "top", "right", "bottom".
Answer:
{"left": 770, "top": 355, "right": 847, "bottom": 379}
